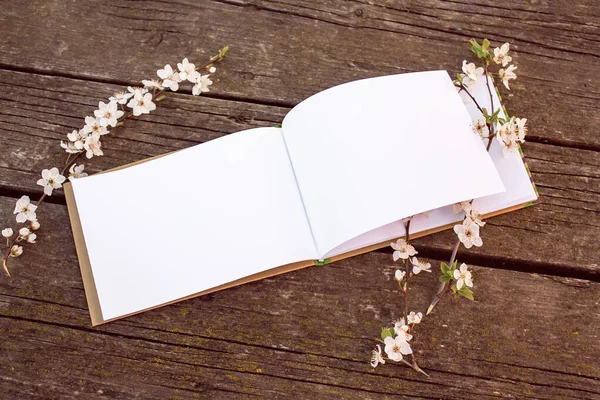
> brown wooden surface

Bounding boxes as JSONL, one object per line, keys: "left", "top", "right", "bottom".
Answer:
{"left": 0, "top": 0, "right": 599, "bottom": 398}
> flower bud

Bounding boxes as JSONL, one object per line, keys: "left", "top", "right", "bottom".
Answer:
{"left": 27, "top": 233, "right": 37, "bottom": 243}
{"left": 10, "top": 245, "right": 23, "bottom": 257}
{"left": 394, "top": 269, "right": 406, "bottom": 282}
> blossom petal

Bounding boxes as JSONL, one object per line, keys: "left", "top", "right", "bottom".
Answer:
{"left": 15, "top": 213, "right": 27, "bottom": 223}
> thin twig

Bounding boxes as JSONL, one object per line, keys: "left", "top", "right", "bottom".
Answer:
{"left": 427, "top": 239, "right": 460, "bottom": 315}
{"left": 403, "top": 218, "right": 411, "bottom": 322}
{"left": 484, "top": 64, "right": 495, "bottom": 115}
{"left": 484, "top": 66, "right": 496, "bottom": 152}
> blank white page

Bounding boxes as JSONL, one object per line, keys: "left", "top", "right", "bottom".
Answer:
{"left": 324, "top": 76, "right": 537, "bottom": 258}
{"left": 71, "top": 127, "right": 318, "bottom": 321}
{"left": 282, "top": 71, "right": 505, "bottom": 257}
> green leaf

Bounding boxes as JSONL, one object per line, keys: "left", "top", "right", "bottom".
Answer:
{"left": 439, "top": 275, "right": 451, "bottom": 283}
{"left": 469, "top": 38, "right": 481, "bottom": 54}
{"left": 154, "top": 94, "right": 167, "bottom": 102}
{"left": 381, "top": 327, "right": 394, "bottom": 341}
{"left": 220, "top": 45, "right": 230, "bottom": 58}
{"left": 458, "top": 287, "right": 475, "bottom": 301}
{"left": 482, "top": 38, "right": 491, "bottom": 51}
{"left": 452, "top": 260, "right": 458, "bottom": 270}
{"left": 490, "top": 107, "right": 502, "bottom": 122}
{"left": 440, "top": 262, "right": 449, "bottom": 274}
{"left": 456, "top": 73, "right": 464, "bottom": 84}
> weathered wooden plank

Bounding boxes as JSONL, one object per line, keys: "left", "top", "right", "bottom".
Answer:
{"left": 0, "top": 0, "right": 598, "bottom": 147}
{"left": 0, "top": 69, "right": 598, "bottom": 277}
{"left": 0, "top": 196, "right": 599, "bottom": 399}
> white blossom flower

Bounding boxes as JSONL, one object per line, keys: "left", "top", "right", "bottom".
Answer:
{"left": 467, "top": 209, "right": 485, "bottom": 227}
{"left": 157, "top": 64, "right": 181, "bottom": 91}
{"left": 94, "top": 101, "right": 124, "bottom": 128}
{"left": 394, "top": 269, "right": 406, "bottom": 282}
{"left": 37, "top": 167, "right": 66, "bottom": 196}
{"left": 13, "top": 196, "right": 37, "bottom": 223}
{"left": 31, "top": 220, "right": 40, "bottom": 230}
{"left": 84, "top": 133, "right": 103, "bottom": 159}
{"left": 370, "top": 345, "right": 385, "bottom": 368}
{"left": 82, "top": 116, "right": 108, "bottom": 136}
{"left": 69, "top": 163, "right": 88, "bottom": 178}
{"left": 192, "top": 75, "right": 213, "bottom": 95}
{"left": 10, "top": 245, "right": 23, "bottom": 257}
{"left": 19, "top": 227, "right": 30, "bottom": 237}
{"left": 2, "top": 228, "right": 13, "bottom": 238}
{"left": 61, "top": 129, "right": 86, "bottom": 154}
{"left": 189, "top": 70, "right": 202, "bottom": 83}
{"left": 453, "top": 201, "right": 472, "bottom": 215}
{"left": 454, "top": 263, "right": 474, "bottom": 289}
{"left": 498, "top": 64, "right": 517, "bottom": 90}
{"left": 109, "top": 91, "right": 133, "bottom": 105}
{"left": 61, "top": 141, "right": 82, "bottom": 154}
{"left": 410, "top": 256, "right": 432, "bottom": 274}
{"left": 504, "top": 137, "right": 521, "bottom": 156}
{"left": 461, "top": 60, "right": 484, "bottom": 83}
{"left": 127, "top": 92, "right": 156, "bottom": 116}
{"left": 493, "top": 42, "right": 512, "bottom": 66}
{"left": 496, "top": 118, "right": 526, "bottom": 157}
{"left": 127, "top": 86, "right": 148, "bottom": 100}
{"left": 472, "top": 119, "right": 488, "bottom": 138}
{"left": 515, "top": 117, "right": 527, "bottom": 142}
{"left": 61, "top": 129, "right": 85, "bottom": 154}
{"left": 393, "top": 320, "right": 413, "bottom": 342}
{"left": 177, "top": 58, "right": 197, "bottom": 82}
{"left": 27, "top": 233, "right": 37, "bottom": 243}
{"left": 142, "top": 79, "right": 164, "bottom": 90}
{"left": 407, "top": 311, "right": 423, "bottom": 325}
{"left": 384, "top": 335, "right": 412, "bottom": 361}
{"left": 453, "top": 219, "right": 483, "bottom": 248}
{"left": 391, "top": 238, "right": 417, "bottom": 261}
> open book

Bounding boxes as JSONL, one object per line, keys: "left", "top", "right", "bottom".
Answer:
{"left": 64, "top": 71, "right": 537, "bottom": 325}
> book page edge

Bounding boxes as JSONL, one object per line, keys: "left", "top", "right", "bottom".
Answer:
{"left": 64, "top": 181, "right": 104, "bottom": 326}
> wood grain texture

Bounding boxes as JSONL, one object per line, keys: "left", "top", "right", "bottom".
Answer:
{"left": 0, "top": 196, "right": 599, "bottom": 399}
{"left": 0, "top": 69, "right": 598, "bottom": 278}
{"left": 0, "top": 0, "right": 599, "bottom": 148}
{"left": 1, "top": 0, "right": 599, "bottom": 398}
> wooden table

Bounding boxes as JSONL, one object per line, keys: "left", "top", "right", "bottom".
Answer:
{"left": 1, "top": 1, "right": 599, "bottom": 398}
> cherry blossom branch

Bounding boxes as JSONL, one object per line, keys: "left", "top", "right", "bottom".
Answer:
{"left": 1, "top": 46, "right": 230, "bottom": 276}
{"left": 372, "top": 39, "right": 527, "bottom": 374}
